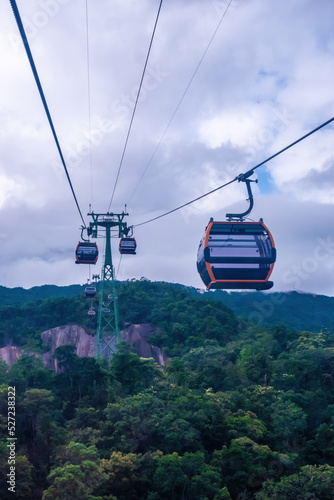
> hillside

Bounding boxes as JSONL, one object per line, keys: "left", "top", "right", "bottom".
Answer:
{"left": 0, "top": 284, "right": 84, "bottom": 306}
{"left": 0, "top": 281, "right": 238, "bottom": 355}
{"left": 1, "top": 280, "right": 334, "bottom": 500}
{"left": 206, "top": 289, "right": 334, "bottom": 333}
{"left": 0, "top": 282, "right": 333, "bottom": 334}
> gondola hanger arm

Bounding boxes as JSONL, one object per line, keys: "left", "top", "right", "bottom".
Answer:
{"left": 226, "top": 170, "right": 258, "bottom": 221}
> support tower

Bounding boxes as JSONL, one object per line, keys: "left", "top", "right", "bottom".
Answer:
{"left": 88, "top": 211, "right": 129, "bottom": 358}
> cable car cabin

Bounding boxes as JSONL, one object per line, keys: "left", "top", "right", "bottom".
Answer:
{"left": 119, "top": 237, "right": 137, "bottom": 255}
{"left": 197, "top": 220, "right": 276, "bottom": 290}
{"left": 88, "top": 307, "right": 96, "bottom": 317}
{"left": 84, "top": 286, "right": 96, "bottom": 298}
{"left": 75, "top": 242, "right": 98, "bottom": 264}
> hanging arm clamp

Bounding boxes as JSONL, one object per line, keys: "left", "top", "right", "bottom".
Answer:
{"left": 80, "top": 225, "right": 93, "bottom": 242}
{"left": 226, "top": 170, "right": 258, "bottom": 221}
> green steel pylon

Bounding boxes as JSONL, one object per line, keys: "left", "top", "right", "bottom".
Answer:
{"left": 87, "top": 211, "right": 129, "bottom": 359}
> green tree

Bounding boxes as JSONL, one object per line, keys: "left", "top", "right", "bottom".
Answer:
{"left": 0, "top": 361, "right": 8, "bottom": 384}
{"left": 240, "top": 385, "right": 280, "bottom": 422}
{"left": 110, "top": 342, "right": 161, "bottom": 396}
{"left": 184, "top": 342, "right": 242, "bottom": 391}
{"left": 96, "top": 451, "right": 157, "bottom": 499}
{"left": 256, "top": 464, "right": 334, "bottom": 500}
{"left": 7, "top": 355, "right": 54, "bottom": 391}
{"left": 211, "top": 437, "right": 294, "bottom": 497}
{"left": 43, "top": 463, "right": 95, "bottom": 500}
{"left": 223, "top": 409, "right": 267, "bottom": 442}
{"left": 18, "top": 388, "right": 64, "bottom": 477}
{"left": 270, "top": 399, "right": 307, "bottom": 450}
{"left": 312, "top": 423, "right": 334, "bottom": 465}
{"left": 0, "top": 455, "right": 34, "bottom": 500}
{"left": 53, "top": 348, "right": 109, "bottom": 416}
{"left": 153, "top": 451, "right": 228, "bottom": 500}
{"left": 237, "top": 339, "right": 273, "bottom": 385}
{"left": 165, "top": 358, "right": 189, "bottom": 386}
{"left": 157, "top": 387, "right": 230, "bottom": 454}
{"left": 103, "top": 392, "right": 163, "bottom": 453}
{"left": 42, "top": 442, "right": 104, "bottom": 500}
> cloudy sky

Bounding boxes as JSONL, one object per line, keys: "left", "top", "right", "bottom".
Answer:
{"left": 0, "top": 0, "right": 334, "bottom": 296}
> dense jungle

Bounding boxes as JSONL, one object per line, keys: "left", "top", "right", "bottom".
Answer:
{"left": 1, "top": 280, "right": 334, "bottom": 499}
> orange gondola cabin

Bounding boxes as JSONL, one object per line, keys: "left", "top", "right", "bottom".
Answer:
{"left": 75, "top": 242, "right": 99, "bottom": 264}
{"left": 119, "top": 237, "right": 137, "bottom": 255}
{"left": 197, "top": 220, "right": 276, "bottom": 290}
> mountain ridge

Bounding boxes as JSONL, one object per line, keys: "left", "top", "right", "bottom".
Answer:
{"left": 0, "top": 281, "right": 333, "bottom": 335}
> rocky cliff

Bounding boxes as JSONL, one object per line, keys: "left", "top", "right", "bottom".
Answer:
{"left": 121, "top": 324, "right": 168, "bottom": 366}
{"left": 42, "top": 325, "right": 96, "bottom": 371}
{"left": 0, "top": 323, "right": 167, "bottom": 370}
{"left": 0, "top": 345, "right": 22, "bottom": 365}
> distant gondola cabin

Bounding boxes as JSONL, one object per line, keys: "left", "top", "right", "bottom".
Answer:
{"left": 119, "top": 237, "right": 137, "bottom": 255}
{"left": 197, "top": 220, "right": 276, "bottom": 290}
{"left": 75, "top": 242, "right": 98, "bottom": 264}
{"left": 84, "top": 286, "right": 96, "bottom": 298}
{"left": 88, "top": 307, "right": 96, "bottom": 317}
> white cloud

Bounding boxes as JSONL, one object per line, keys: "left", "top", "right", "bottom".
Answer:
{"left": 0, "top": 0, "right": 333, "bottom": 297}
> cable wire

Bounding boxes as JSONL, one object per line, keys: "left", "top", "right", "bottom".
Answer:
{"left": 108, "top": 0, "right": 164, "bottom": 211}
{"left": 85, "top": 0, "right": 94, "bottom": 209}
{"left": 135, "top": 116, "right": 334, "bottom": 227}
{"left": 9, "top": 0, "right": 87, "bottom": 228}
{"left": 115, "top": 254, "right": 123, "bottom": 280}
{"left": 135, "top": 177, "right": 237, "bottom": 227}
{"left": 246, "top": 116, "right": 334, "bottom": 176}
{"left": 127, "top": 0, "right": 234, "bottom": 205}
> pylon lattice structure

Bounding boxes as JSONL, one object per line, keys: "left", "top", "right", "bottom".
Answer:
{"left": 88, "top": 211, "right": 129, "bottom": 358}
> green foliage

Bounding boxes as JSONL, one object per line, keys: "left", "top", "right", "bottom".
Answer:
{"left": 18, "top": 388, "right": 65, "bottom": 477}
{"left": 256, "top": 464, "right": 334, "bottom": 500}
{"left": 0, "top": 284, "right": 84, "bottom": 306}
{"left": 223, "top": 409, "right": 267, "bottom": 441}
{"left": 109, "top": 342, "right": 162, "bottom": 396}
{"left": 97, "top": 451, "right": 154, "bottom": 499}
{"left": 211, "top": 289, "right": 334, "bottom": 332}
{"left": 103, "top": 391, "right": 163, "bottom": 453}
{"left": 269, "top": 399, "right": 307, "bottom": 448}
{"left": 165, "top": 358, "right": 189, "bottom": 386}
{"left": 184, "top": 341, "right": 242, "bottom": 391}
{"left": 53, "top": 347, "right": 109, "bottom": 411}
{"left": 0, "top": 455, "right": 34, "bottom": 500}
{"left": 42, "top": 442, "right": 103, "bottom": 500}
{"left": 152, "top": 451, "right": 227, "bottom": 499}
{"left": 0, "top": 281, "right": 334, "bottom": 499}
{"left": 312, "top": 423, "right": 334, "bottom": 464}
{"left": 117, "top": 281, "right": 238, "bottom": 356}
{"left": 211, "top": 437, "right": 295, "bottom": 497}
{"left": 8, "top": 355, "right": 54, "bottom": 391}
{"left": 0, "top": 294, "right": 91, "bottom": 348}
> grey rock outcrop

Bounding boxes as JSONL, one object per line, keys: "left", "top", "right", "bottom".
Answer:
{"left": 0, "top": 345, "right": 22, "bottom": 365}
{"left": 42, "top": 325, "right": 96, "bottom": 371}
{"left": 0, "top": 323, "right": 167, "bottom": 370}
{"left": 121, "top": 324, "right": 168, "bottom": 366}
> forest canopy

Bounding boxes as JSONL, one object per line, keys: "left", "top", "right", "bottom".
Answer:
{"left": 0, "top": 280, "right": 333, "bottom": 499}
